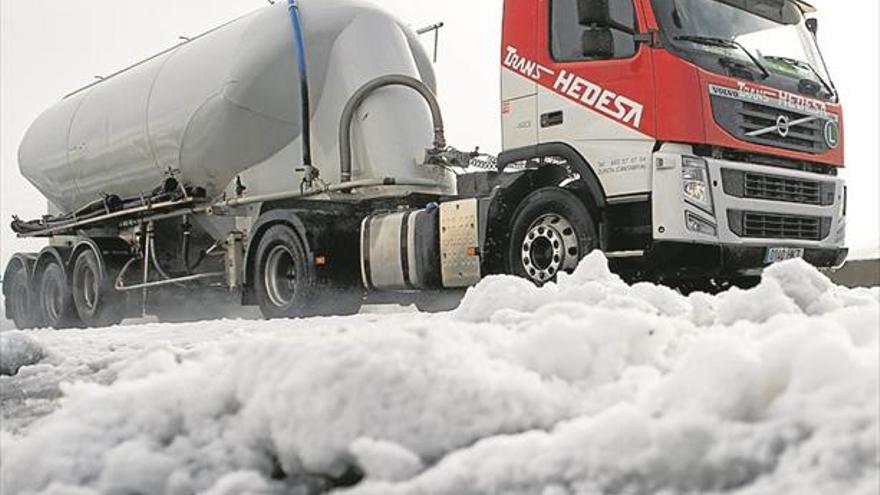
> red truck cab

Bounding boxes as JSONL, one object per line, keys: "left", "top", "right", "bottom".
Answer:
{"left": 499, "top": 0, "right": 847, "bottom": 281}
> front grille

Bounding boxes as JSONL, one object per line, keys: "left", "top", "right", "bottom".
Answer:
{"left": 728, "top": 210, "right": 831, "bottom": 241}
{"left": 738, "top": 102, "right": 826, "bottom": 153}
{"left": 745, "top": 172, "right": 820, "bottom": 204}
{"left": 722, "top": 169, "right": 835, "bottom": 206}
{"left": 710, "top": 95, "right": 833, "bottom": 155}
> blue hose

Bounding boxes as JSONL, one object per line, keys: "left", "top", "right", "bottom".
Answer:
{"left": 286, "top": 0, "right": 313, "bottom": 168}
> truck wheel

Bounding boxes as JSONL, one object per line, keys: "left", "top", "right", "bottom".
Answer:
{"left": 38, "top": 261, "right": 81, "bottom": 329}
{"left": 72, "top": 249, "right": 124, "bottom": 328}
{"left": 4, "top": 262, "right": 42, "bottom": 329}
{"left": 508, "top": 187, "right": 597, "bottom": 285}
{"left": 254, "top": 225, "right": 319, "bottom": 319}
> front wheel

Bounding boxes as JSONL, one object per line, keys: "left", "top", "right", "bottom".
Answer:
{"left": 507, "top": 187, "right": 598, "bottom": 285}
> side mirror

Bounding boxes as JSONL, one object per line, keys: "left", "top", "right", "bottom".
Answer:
{"left": 578, "top": 0, "right": 611, "bottom": 25}
{"left": 577, "top": 0, "right": 636, "bottom": 34}
{"left": 806, "top": 18, "right": 818, "bottom": 36}
{"left": 582, "top": 28, "right": 615, "bottom": 59}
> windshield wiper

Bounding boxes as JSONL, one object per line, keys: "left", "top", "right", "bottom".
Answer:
{"left": 675, "top": 35, "right": 771, "bottom": 80}
{"left": 763, "top": 55, "right": 837, "bottom": 99}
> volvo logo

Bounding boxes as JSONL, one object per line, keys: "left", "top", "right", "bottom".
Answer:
{"left": 775, "top": 115, "right": 791, "bottom": 138}
{"left": 824, "top": 120, "right": 840, "bottom": 149}
{"left": 746, "top": 114, "right": 817, "bottom": 139}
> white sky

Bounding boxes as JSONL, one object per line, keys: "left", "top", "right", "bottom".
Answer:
{"left": 1, "top": 0, "right": 877, "bottom": 267}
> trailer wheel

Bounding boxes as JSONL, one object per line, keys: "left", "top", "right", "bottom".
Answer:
{"left": 72, "top": 249, "right": 124, "bottom": 328}
{"left": 508, "top": 187, "right": 597, "bottom": 285}
{"left": 254, "top": 225, "right": 319, "bottom": 319}
{"left": 38, "top": 260, "right": 81, "bottom": 329}
{"left": 3, "top": 261, "right": 41, "bottom": 329}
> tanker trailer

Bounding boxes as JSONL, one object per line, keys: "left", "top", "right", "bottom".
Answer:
{"left": 4, "top": 0, "right": 473, "bottom": 328}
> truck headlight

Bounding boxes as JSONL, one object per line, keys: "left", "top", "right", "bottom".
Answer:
{"left": 682, "top": 157, "right": 714, "bottom": 215}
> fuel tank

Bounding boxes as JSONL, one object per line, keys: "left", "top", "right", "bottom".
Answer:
{"left": 18, "top": 0, "right": 448, "bottom": 213}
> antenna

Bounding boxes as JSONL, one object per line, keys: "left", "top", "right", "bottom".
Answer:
{"left": 416, "top": 22, "right": 445, "bottom": 63}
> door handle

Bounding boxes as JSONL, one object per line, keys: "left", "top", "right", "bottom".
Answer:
{"left": 540, "top": 111, "right": 564, "bottom": 128}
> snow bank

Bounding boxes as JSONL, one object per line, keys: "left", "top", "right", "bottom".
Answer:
{"left": 1, "top": 254, "right": 877, "bottom": 495}
{"left": 0, "top": 331, "right": 48, "bottom": 376}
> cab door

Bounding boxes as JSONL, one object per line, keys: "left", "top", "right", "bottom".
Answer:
{"left": 535, "top": 0, "right": 657, "bottom": 196}
{"left": 500, "top": 0, "right": 540, "bottom": 152}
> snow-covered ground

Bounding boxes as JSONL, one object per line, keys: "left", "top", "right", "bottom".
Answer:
{"left": 1, "top": 253, "right": 878, "bottom": 495}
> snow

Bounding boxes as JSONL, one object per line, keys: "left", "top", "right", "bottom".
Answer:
{"left": 0, "top": 254, "right": 878, "bottom": 495}
{"left": 349, "top": 438, "right": 424, "bottom": 482}
{"left": 0, "top": 332, "right": 48, "bottom": 376}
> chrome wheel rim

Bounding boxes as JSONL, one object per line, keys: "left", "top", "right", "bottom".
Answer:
{"left": 264, "top": 245, "right": 297, "bottom": 307}
{"left": 521, "top": 214, "right": 580, "bottom": 284}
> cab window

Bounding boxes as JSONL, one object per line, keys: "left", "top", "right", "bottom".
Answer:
{"left": 551, "top": 0, "right": 638, "bottom": 61}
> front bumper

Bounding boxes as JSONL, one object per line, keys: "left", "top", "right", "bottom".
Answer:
{"left": 650, "top": 144, "right": 847, "bottom": 276}
{"left": 644, "top": 241, "right": 848, "bottom": 280}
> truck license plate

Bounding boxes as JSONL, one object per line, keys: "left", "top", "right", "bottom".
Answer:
{"left": 765, "top": 247, "right": 805, "bottom": 264}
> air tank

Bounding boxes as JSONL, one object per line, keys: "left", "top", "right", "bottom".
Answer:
{"left": 18, "top": 0, "right": 450, "bottom": 214}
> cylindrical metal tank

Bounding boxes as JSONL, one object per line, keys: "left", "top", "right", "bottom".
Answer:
{"left": 18, "top": 0, "right": 448, "bottom": 214}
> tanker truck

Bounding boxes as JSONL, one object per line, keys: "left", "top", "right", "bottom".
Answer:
{"left": 3, "top": 0, "right": 849, "bottom": 329}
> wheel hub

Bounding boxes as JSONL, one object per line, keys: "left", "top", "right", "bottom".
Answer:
{"left": 265, "top": 245, "right": 297, "bottom": 307}
{"left": 521, "top": 214, "right": 580, "bottom": 284}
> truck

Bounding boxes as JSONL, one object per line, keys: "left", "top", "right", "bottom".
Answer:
{"left": 3, "top": 0, "right": 848, "bottom": 329}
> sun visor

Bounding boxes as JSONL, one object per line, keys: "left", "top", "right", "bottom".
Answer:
{"left": 715, "top": 0, "right": 803, "bottom": 24}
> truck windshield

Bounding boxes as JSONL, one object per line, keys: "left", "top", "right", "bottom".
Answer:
{"left": 651, "top": 0, "right": 837, "bottom": 101}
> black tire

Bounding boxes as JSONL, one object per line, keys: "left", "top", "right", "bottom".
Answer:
{"left": 72, "top": 249, "right": 124, "bottom": 328}
{"left": 507, "top": 187, "right": 598, "bottom": 285}
{"left": 253, "top": 225, "right": 363, "bottom": 319}
{"left": 3, "top": 262, "right": 42, "bottom": 329}
{"left": 254, "top": 224, "right": 321, "bottom": 319}
{"left": 38, "top": 261, "right": 81, "bottom": 329}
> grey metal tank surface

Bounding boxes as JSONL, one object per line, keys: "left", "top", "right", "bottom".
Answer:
{"left": 18, "top": 0, "right": 449, "bottom": 214}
